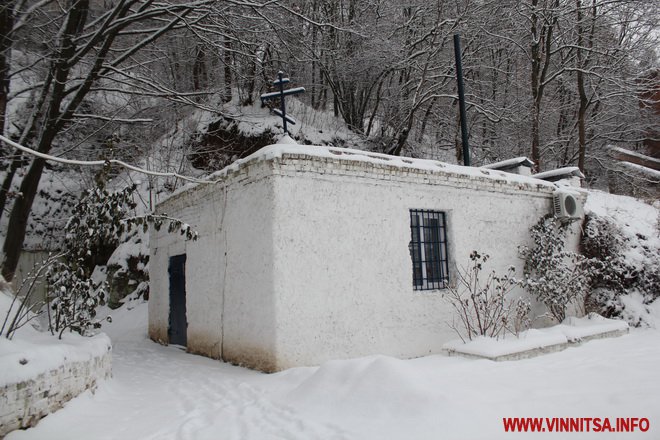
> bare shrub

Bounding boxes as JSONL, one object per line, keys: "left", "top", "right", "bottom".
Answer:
{"left": 445, "top": 251, "right": 526, "bottom": 342}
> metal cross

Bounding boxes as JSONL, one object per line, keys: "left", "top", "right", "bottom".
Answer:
{"left": 260, "top": 71, "right": 305, "bottom": 134}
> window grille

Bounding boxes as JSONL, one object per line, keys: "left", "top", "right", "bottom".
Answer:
{"left": 409, "top": 210, "right": 449, "bottom": 290}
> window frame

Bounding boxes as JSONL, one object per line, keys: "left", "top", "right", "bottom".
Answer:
{"left": 409, "top": 209, "right": 450, "bottom": 291}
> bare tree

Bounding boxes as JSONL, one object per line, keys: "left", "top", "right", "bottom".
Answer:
{"left": 0, "top": 2, "right": 11, "bottom": 137}
{"left": 0, "top": 0, "right": 303, "bottom": 280}
{"left": 2, "top": 0, "right": 657, "bottom": 281}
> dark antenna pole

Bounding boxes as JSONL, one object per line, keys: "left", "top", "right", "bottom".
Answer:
{"left": 453, "top": 34, "right": 470, "bottom": 166}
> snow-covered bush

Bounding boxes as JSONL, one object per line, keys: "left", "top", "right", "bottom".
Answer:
{"left": 65, "top": 182, "right": 139, "bottom": 268}
{"left": 582, "top": 214, "right": 636, "bottom": 295}
{"left": 44, "top": 181, "right": 137, "bottom": 337}
{"left": 519, "top": 216, "right": 596, "bottom": 323}
{"left": 105, "top": 234, "right": 149, "bottom": 308}
{"left": 46, "top": 178, "right": 197, "bottom": 337}
{"left": 445, "top": 251, "right": 529, "bottom": 341}
{"left": 582, "top": 213, "right": 660, "bottom": 326}
{"left": 47, "top": 263, "right": 109, "bottom": 338}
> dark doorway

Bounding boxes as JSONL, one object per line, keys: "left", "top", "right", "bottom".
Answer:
{"left": 168, "top": 254, "right": 187, "bottom": 346}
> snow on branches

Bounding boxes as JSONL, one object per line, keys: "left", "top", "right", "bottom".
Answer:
{"left": 582, "top": 213, "right": 660, "bottom": 326}
{"left": 445, "top": 251, "right": 530, "bottom": 342}
{"left": 519, "top": 216, "right": 596, "bottom": 323}
{"left": 46, "top": 179, "right": 196, "bottom": 338}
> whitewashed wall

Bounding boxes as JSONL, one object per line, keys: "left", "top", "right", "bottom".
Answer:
{"left": 268, "top": 155, "right": 561, "bottom": 369}
{"left": 149, "top": 148, "right": 581, "bottom": 372}
{"left": 150, "top": 160, "right": 280, "bottom": 369}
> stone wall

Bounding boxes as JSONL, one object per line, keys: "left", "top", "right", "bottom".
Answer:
{"left": 0, "top": 348, "right": 111, "bottom": 437}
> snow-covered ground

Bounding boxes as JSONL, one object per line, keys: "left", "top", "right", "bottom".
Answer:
{"left": 0, "top": 291, "right": 110, "bottom": 387}
{"left": 5, "top": 300, "right": 659, "bottom": 440}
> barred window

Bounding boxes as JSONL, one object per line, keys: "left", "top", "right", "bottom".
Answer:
{"left": 409, "top": 210, "right": 449, "bottom": 290}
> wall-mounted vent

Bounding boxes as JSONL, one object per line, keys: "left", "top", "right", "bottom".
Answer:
{"left": 552, "top": 191, "right": 582, "bottom": 219}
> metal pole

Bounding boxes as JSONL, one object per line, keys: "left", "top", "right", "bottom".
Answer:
{"left": 453, "top": 34, "right": 470, "bottom": 166}
{"left": 278, "top": 71, "right": 287, "bottom": 134}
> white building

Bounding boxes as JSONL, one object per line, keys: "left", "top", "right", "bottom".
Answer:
{"left": 149, "top": 143, "right": 582, "bottom": 372}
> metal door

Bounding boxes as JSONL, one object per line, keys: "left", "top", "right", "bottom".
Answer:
{"left": 168, "top": 254, "right": 187, "bottom": 346}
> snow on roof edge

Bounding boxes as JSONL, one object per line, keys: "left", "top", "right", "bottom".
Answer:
{"left": 619, "top": 161, "right": 660, "bottom": 179}
{"left": 157, "top": 144, "right": 557, "bottom": 207}
{"left": 482, "top": 156, "right": 534, "bottom": 169}
{"left": 217, "top": 144, "right": 562, "bottom": 188}
{"left": 533, "top": 166, "right": 585, "bottom": 180}
{"left": 609, "top": 145, "right": 660, "bottom": 166}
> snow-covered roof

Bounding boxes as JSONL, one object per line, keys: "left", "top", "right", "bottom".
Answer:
{"left": 160, "top": 143, "right": 558, "bottom": 205}
{"left": 218, "top": 144, "right": 557, "bottom": 187}
{"left": 482, "top": 156, "right": 534, "bottom": 170}
{"left": 620, "top": 162, "right": 660, "bottom": 179}
{"left": 609, "top": 146, "right": 660, "bottom": 170}
{"left": 533, "top": 167, "right": 585, "bottom": 181}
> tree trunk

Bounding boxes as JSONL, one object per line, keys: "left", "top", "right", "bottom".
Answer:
{"left": 310, "top": 24, "right": 317, "bottom": 109}
{"left": 0, "top": 2, "right": 13, "bottom": 138}
{"left": 529, "top": 0, "right": 558, "bottom": 172}
{"left": 530, "top": 1, "right": 542, "bottom": 170}
{"left": 0, "top": 2, "right": 16, "bottom": 222}
{"left": 2, "top": 0, "right": 89, "bottom": 280}
{"left": 391, "top": 114, "right": 414, "bottom": 157}
{"left": 333, "top": 92, "right": 339, "bottom": 118}
{"left": 575, "top": 0, "right": 596, "bottom": 172}
{"left": 0, "top": 155, "right": 22, "bottom": 222}
{"left": 192, "top": 46, "right": 207, "bottom": 92}
{"left": 576, "top": 71, "right": 588, "bottom": 172}
{"left": 223, "top": 38, "right": 232, "bottom": 103}
{"left": 241, "top": 54, "right": 255, "bottom": 106}
{"left": 531, "top": 97, "right": 541, "bottom": 170}
{"left": 1, "top": 157, "right": 46, "bottom": 280}
{"left": 365, "top": 79, "right": 384, "bottom": 137}
{"left": 416, "top": 97, "right": 436, "bottom": 143}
